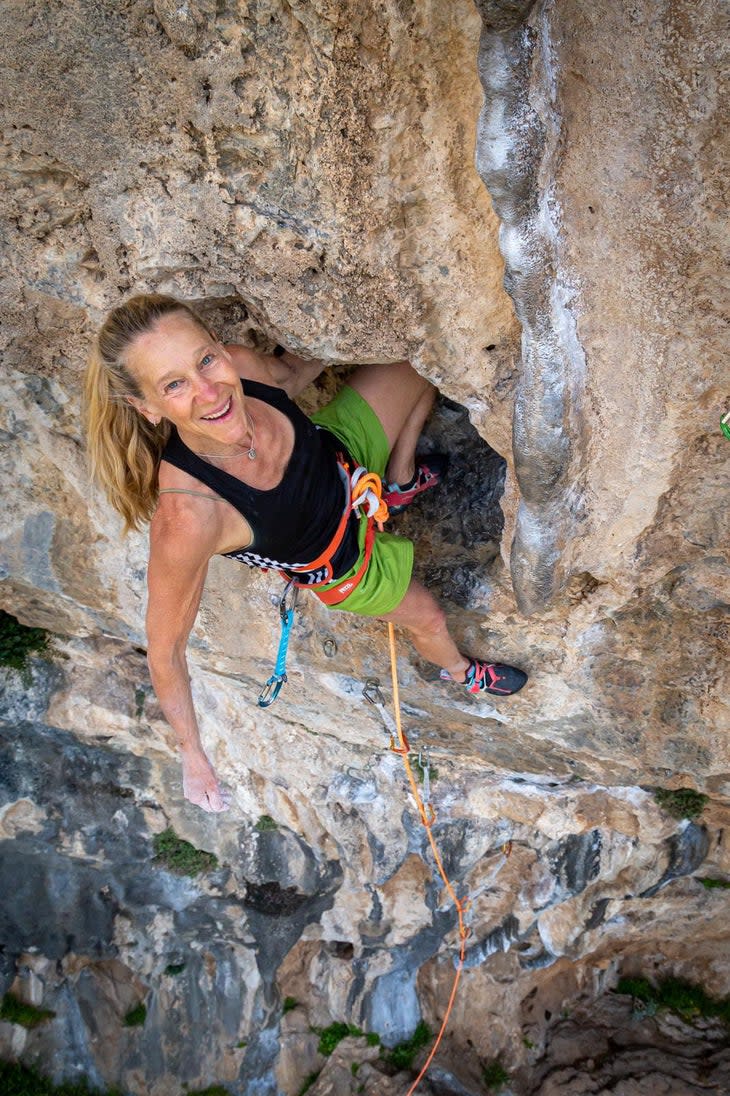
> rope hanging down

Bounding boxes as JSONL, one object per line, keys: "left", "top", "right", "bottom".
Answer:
{"left": 386, "top": 621, "right": 470, "bottom": 1096}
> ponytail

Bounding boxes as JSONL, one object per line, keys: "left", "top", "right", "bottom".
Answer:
{"left": 85, "top": 294, "right": 213, "bottom": 533}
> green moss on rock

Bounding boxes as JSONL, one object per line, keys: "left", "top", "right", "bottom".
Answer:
{"left": 0, "top": 992, "right": 55, "bottom": 1028}
{"left": 616, "top": 975, "right": 730, "bottom": 1024}
{"left": 652, "top": 787, "right": 708, "bottom": 820}
{"left": 314, "top": 1021, "right": 364, "bottom": 1056}
{"left": 382, "top": 1020, "right": 431, "bottom": 1071}
{"left": 0, "top": 1060, "right": 121, "bottom": 1095}
{"left": 152, "top": 828, "right": 218, "bottom": 876}
{"left": 0, "top": 611, "right": 48, "bottom": 675}
{"left": 482, "top": 1060, "right": 509, "bottom": 1090}
{"left": 122, "top": 1003, "right": 147, "bottom": 1027}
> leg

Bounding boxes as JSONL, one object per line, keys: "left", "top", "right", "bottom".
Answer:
{"left": 378, "top": 577, "right": 529, "bottom": 695}
{"left": 385, "top": 386, "right": 435, "bottom": 485}
{"left": 378, "top": 578, "right": 469, "bottom": 681}
{"left": 347, "top": 361, "right": 433, "bottom": 456}
{"left": 347, "top": 361, "right": 445, "bottom": 502}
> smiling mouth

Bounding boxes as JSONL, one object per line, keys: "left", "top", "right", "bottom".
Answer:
{"left": 201, "top": 397, "right": 232, "bottom": 421}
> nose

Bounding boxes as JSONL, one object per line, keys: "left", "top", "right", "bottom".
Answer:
{"left": 192, "top": 374, "right": 219, "bottom": 402}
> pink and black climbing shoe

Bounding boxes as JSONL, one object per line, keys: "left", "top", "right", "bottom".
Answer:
{"left": 383, "top": 454, "right": 450, "bottom": 515}
{"left": 440, "top": 659, "right": 528, "bottom": 696}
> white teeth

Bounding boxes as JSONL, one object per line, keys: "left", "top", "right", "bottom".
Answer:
{"left": 202, "top": 398, "right": 231, "bottom": 421}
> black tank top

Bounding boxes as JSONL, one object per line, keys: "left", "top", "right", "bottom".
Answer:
{"left": 161, "top": 379, "right": 359, "bottom": 584}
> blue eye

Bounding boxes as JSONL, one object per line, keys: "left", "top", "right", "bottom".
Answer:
{"left": 201, "top": 353, "right": 215, "bottom": 367}
{"left": 164, "top": 379, "right": 183, "bottom": 393}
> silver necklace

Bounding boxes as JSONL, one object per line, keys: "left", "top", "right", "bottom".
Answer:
{"left": 244, "top": 410, "right": 257, "bottom": 460}
{"left": 195, "top": 410, "right": 257, "bottom": 462}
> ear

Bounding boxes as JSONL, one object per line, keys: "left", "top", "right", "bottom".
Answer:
{"left": 125, "top": 395, "right": 161, "bottom": 426}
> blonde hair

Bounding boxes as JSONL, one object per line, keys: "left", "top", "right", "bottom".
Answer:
{"left": 85, "top": 294, "right": 215, "bottom": 533}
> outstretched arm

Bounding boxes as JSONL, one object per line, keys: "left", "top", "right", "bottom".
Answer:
{"left": 265, "top": 347, "right": 326, "bottom": 398}
{"left": 146, "top": 515, "right": 230, "bottom": 813}
{"left": 225, "top": 342, "right": 326, "bottom": 399}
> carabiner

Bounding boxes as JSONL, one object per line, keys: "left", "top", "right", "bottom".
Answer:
{"left": 363, "top": 678, "right": 386, "bottom": 707}
{"left": 258, "top": 674, "right": 287, "bottom": 708}
{"left": 279, "top": 577, "right": 299, "bottom": 620}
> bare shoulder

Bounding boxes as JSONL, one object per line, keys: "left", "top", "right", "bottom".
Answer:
{"left": 149, "top": 495, "right": 223, "bottom": 575}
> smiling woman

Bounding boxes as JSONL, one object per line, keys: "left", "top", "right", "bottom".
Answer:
{"left": 86, "top": 294, "right": 527, "bottom": 813}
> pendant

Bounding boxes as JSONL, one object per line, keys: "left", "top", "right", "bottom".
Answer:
{"left": 247, "top": 447, "right": 257, "bottom": 461}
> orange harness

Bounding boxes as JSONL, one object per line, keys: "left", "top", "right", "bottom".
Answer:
{"left": 281, "top": 459, "right": 389, "bottom": 607}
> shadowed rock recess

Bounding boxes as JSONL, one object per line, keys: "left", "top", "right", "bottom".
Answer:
{"left": 0, "top": 0, "right": 728, "bottom": 1094}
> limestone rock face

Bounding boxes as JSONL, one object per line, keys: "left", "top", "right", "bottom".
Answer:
{"left": 0, "top": 0, "right": 728, "bottom": 1094}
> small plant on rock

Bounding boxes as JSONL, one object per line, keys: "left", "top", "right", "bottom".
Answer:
{"left": 652, "top": 787, "right": 708, "bottom": 820}
{"left": 0, "top": 992, "right": 55, "bottom": 1028}
{"left": 0, "top": 1059, "right": 123, "bottom": 1094}
{"left": 123, "top": 1003, "right": 147, "bottom": 1028}
{"left": 482, "top": 1059, "right": 509, "bottom": 1090}
{"left": 152, "top": 828, "right": 218, "bottom": 875}
{"left": 0, "top": 610, "right": 48, "bottom": 678}
{"left": 382, "top": 1020, "right": 431, "bottom": 1071}
{"left": 314, "top": 1020, "right": 364, "bottom": 1056}
{"left": 616, "top": 975, "right": 730, "bottom": 1025}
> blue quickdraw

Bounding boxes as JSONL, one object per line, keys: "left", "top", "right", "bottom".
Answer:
{"left": 258, "top": 579, "right": 299, "bottom": 707}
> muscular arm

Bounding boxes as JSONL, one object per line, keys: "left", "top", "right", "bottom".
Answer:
{"left": 146, "top": 512, "right": 230, "bottom": 813}
{"left": 265, "top": 348, "right": 326, "bottom": 398}
{"left": 225, "top": 343, "right": 326, "bottom": 399}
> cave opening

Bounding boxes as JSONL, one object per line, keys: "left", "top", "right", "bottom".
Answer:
{"left": 398, "top": 392, "right": 507, "bottom": 609}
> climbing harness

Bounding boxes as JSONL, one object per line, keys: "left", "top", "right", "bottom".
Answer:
{"left": 257, "top": 580, "right": 299, "bottom": 707}
{"left": 721, "top": 410, "right": 730, "bottom": 440}
{"left": 258, "top": 463, "right": 389, "bottom": 704}
{"left": 281, "top": 459, "right": 388, "bottom": 599}
{"left": 385, "top": 621, "right": 470, "bottom": 1096}
{"left": 310, "top": 465, "right": 389, "bottom": 607}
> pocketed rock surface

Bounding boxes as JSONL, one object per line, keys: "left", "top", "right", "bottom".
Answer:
{"left": 0, "top": 1, "right": 728, "bottom": 1094}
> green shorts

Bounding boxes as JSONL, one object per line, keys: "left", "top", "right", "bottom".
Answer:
{"left": 310, "top": 386, "right": 414, "bottom": 617}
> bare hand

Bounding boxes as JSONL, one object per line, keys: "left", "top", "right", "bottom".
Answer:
{"left": 181, "top": 751, "right": 232, "bottom": 814}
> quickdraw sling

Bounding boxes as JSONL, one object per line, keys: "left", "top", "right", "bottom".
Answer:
{"left": 258, "top": 459, "right": 388, "bottom": 706}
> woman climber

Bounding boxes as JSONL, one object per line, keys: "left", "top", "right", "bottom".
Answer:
{"left": 86, "top": 295, "right": 527, "bottom": 813}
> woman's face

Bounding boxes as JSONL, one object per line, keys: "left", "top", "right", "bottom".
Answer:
{"left": 126, "top": 311, "right": 247, "bottom": 451}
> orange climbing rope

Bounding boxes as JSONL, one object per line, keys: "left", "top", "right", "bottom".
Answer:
{"left": 386, "top": 622, "right": 470, "bottom": 1096}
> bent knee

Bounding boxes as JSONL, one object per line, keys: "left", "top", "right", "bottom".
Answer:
{"left": 410, "top": 600, "right": 447, "bottom": 637}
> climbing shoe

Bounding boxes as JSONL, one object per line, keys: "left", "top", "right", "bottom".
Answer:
{"left": 440, "top": 658, "right": 528, "bottom": 696}
{"left": 383, "top": 453, "right": 449, "bottom": 515}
